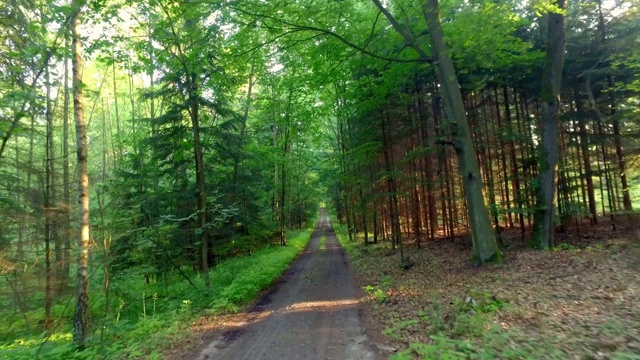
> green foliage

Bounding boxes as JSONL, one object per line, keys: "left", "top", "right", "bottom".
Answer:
{"left": 391, "top": 329, "right": 563, "bottom": 360}
{"left": 455, "top": 291, "right": 507, "bottom": 315}
{"left": 384, "top": 319, "right": 420, "bottom": 341}
{"left": 555, "top": 242, "right": 577, "bottom": 251}
{"left": 0, "top": 229, "right": 312, "bottom": 359}
{"left": 390, "top": 294, "right": 561, "bottom": 360}
{"left": 364, "top": 285, "right": 389, "bottom": 304}
{"left": 209, "top": 230, "right": 311, "bottom": 313}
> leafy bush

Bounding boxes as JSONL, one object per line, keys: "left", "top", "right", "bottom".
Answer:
{"left": 1, "top": 229, "right": 312, "bottom": 360}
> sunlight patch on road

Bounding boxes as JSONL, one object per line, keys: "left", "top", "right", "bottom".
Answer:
{"left": 220, "top": 311, "right": 274, "bottom": 329}
{"left": 282, "top": 299, "right": 361, "bottom": 313}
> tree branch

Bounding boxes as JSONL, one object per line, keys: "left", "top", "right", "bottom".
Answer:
{"left": 370, "top": 0, "right": 431, "bottom": 61}
{"left": 228, "top": 5, "right": 427, "bottom": 64}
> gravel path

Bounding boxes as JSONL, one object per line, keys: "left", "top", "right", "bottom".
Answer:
{"left": 193, "top": 209, "right": 380, "bottom": 360}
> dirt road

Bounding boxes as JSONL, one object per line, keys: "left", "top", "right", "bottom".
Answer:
{"left": 192, "top": 209, "right": 380, "bottom": 360}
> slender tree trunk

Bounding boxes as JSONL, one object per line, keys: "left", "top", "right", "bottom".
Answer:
{"left": 531, "top": 0, "right": 568, "bottom": 249}
{"left": 481, "top": 92, "right": 500, "bottom": 231}
{"left": 62, "top": 36, "right": 71, "bottom": 283}
{"left": 585, "top": 74, "right": 616, "bottom": 228}
{"left": 381, "top": 114, "right": 403, "bottom": 261}
{"left": 233, "top": 62, "right": 255, "bottom": 184}
{"left": 112, "top": 52, "right": 123, "bottom": 159}
{"left": 71, "top": 4, "right": 91, "bottom": 348}
{"left": 596, "top": 0, "right": 631, "bottom": 211}
{"left": 15, "top": 138, "right": 24, "bottom": 263}
{"left": 417, "top": 90, "right": 437, "bottom": 240}
{"left": 495, "top": 87, "right": 513, "bottom": 227}
{"left": 280, "top": 129, "right": 288, "bottom": 246}
{"left": 97, "top": 191, "right": 111, "bottom": 316}
{"left": 573, "top": 85, "right": 597, "bottom": 223}
{"left": 610, "top": 88, "right": 631, "bottom": 211}
{"left": 369, "top": 164, "right": 379, "bottom": 244}
{"left": 503, "top": 86, "right": 525, "bottom": 238}
{"left": 187, "top": 76, "right": 210, "bottom": 287}
{"left": 44, "top": 63, "right": 54, "bottom": 332}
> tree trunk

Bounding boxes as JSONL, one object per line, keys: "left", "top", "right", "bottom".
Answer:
{"left": 44, "top": 62, "right": 54, "bottom": 332}
{"left": 495, "top": 87, "right": 513, "bottom": 227}
{"left": 187, "top": 77, "right": 210, "bottom": 287}
{"left": 71, "top": 4, "right": 91, "bottom": 348}
{"left": 573, "top": 84, "right": 597, "bottom": 223}
{"left": 112, "top": 52, "right": 123, "bottom": 159}
{"left": 62, "top": 36, "right": 72, "bottom": 283}
{"left": 422, "top": 0, "right": 500, "bottom": 263}
{"left": 503, "top": 85, "right": 525, "bottom": 237}
{"left": 381, "top": 113, "right": 404, "bottom": 262}
{"left": 531, "top": 0, "right": 567, "bottom": 249}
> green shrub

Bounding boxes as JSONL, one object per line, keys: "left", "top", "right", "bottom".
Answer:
{"left": 1, "top": 229, "right": 312, "bottom": 359}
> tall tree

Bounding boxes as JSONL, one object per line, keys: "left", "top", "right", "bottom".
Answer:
{"left": 371, "top": 0, "right": 501, "bottom": 264}
{"left": 71, "top": 0, "right": 91, "bottom": 348}
{"left": 531, "top": 0, "right": 568, "bottom": 249}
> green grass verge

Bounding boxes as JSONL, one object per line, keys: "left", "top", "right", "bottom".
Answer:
{"left": 0, "top": 229, "right": 313, "bottom": 360}
{"left": 329, "top": 214, "right": 358, "bottom": 258}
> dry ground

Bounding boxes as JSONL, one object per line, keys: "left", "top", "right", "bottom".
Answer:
{"left": 347, "top": 217, "right": 640, "bottom": 359}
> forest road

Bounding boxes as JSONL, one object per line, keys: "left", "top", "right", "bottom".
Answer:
{"left": 192, "top": 208, "right": 381, "bottom": 360}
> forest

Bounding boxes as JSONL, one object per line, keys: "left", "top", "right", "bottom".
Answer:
{"left": 0, "top": 0, "right": 639, "bottom": 358}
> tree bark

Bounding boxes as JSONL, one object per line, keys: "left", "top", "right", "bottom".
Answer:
{"left": 573, "top": 84, "right": 597, "bottom": 223}
{"left": 531, "top": 0, "right": 568, "bottom": 249}
{"left": 422, "top": 0, "right": 500, "bottom": 263}
{"left": 381, "top": 113, "right": 404, "bottom": 262}
{"left": 44, "top": 62, "right": 54, "bottom": 332}
{"left": 62, "top": 36, "right": 71, "bottom": 282}
{"left": 71, "top": 3, "right": 91, "bottom": 348}
{"left": 187, "top": 76, "right": 210, "bottom": 287}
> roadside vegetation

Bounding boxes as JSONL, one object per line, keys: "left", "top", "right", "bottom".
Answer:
{"left": 334, "top": 218, "right": 640, "bottom": 358}
{"left": 0, "top": 230, "right": 312, "bottom": 360}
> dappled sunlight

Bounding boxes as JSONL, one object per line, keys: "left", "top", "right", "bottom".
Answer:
{"left": 0, "top": 333, "right": 73, "bottom": 352}
{"left": 222, "top": 310, "right": 274, "bottom": 329}
{"left": 198, "top": 298, "right": 363, "bottom": 335}
{"left": 282, "top": 299, "right": 361, "bottom": 313}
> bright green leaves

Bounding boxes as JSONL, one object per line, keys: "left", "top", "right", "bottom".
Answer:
{"left": 438, "top": 0, "right": 539, "bottom": 86}
{"left": 531, "top": 0, "right": 569, "bottom": 17}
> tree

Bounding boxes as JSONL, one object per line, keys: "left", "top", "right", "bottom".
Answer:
{"left": 531, "top": 0, "right": 568, "bottom": 249}
{"left": 371, "top": 0, "right": 501, "bottom": 264}
{"left": 71, "top": 0, "right": 91, "bottom": 348}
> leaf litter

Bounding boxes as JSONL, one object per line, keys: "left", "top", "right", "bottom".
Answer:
{"left": 347, "top": 218, "right": 640, "bottom": 358}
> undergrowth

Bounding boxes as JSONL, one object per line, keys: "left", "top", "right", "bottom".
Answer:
{"left": 0, "top": 229, "right": 312, "bottom": 360}
{"left": 333, "top": 212, "right": 640, "bottom": 359}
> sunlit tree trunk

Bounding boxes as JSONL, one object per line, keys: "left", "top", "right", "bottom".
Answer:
{"left": 494, "top": 87, "right": 513, "bottom": 227}
{"left": 62, "top": 36, "right": 72, "bottom": 282}
{"left": 112, "top": 51, "right": 123, "bottom": 159}
{"left": 71, "top": 3, "right": 91, "bottom": 348}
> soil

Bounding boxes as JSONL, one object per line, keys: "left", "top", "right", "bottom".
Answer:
{"left": 186, "top": 209, "right": 383, "bottom": 360}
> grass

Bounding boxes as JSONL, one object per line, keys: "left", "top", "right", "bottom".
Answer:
{"left": 0, "top": 229, "right": 313, "bottom": 360}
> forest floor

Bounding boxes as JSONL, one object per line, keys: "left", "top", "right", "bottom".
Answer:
{"left": 174, "top": 209, "right": 383, "bottom": 360}
{"left": 340, "top": 216, "right": 640, "bottom": 359}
